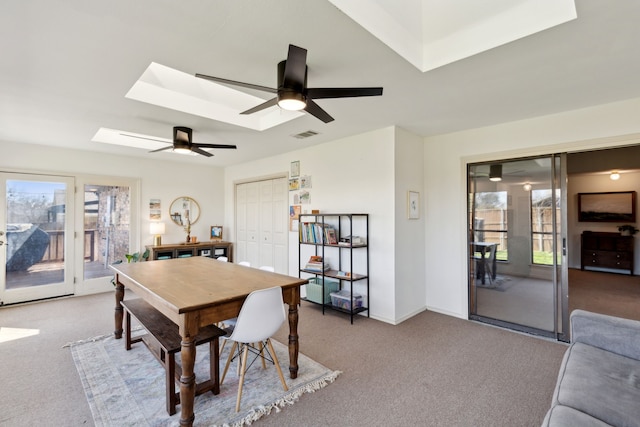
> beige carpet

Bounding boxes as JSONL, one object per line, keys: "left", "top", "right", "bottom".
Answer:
{"left": 0, "top": 291, "right": 568, "bottom": 426}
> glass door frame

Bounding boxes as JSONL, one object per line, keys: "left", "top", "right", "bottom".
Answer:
{"left": 75, "top": 175, "right": 139, "bottom": 296}
{"left": 467, "top": 154, "right": 569, "bottom": 341}
{"left": 0, "top": 172, "right": 75, "bottom": 305}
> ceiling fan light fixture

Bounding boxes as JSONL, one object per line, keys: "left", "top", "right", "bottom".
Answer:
{"left": 277, "top": 91, "right": 306, "bottom": 111}
{"left": 172, "top": 139, "right": 191, "bottom": 154}
{"left": 173, "top": 147, "right": 192, "bottom": 154}
{"left": 489, "top": 164, "right": 502, "bottom": 182}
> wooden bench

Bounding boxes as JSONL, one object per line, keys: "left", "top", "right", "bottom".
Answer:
{"left": 121, "top": 298, "right": 226, "bottom": 415}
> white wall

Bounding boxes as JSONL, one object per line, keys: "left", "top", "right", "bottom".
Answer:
{"left": 0, "top": 141, "right": 225, "bottom": 293}
{"left": 567, "top": 171, "right": 640, "bottom": 274}
{"left": 424, "top": 97, "right": 640, "bottom": 319}
{"left": 394, "top": 127, "right": 426, "bottom": 322}
{"left": 224, "top": 127, "right": 400, "bottom": 323}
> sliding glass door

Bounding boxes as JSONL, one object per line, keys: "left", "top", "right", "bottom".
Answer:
{"left": 468, "top": 155, "right": 568, "bottom": 340}
{"left": 0, "top": 173, "right": 74, "bottom": 305}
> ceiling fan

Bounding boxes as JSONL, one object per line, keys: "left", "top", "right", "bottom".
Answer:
{"left": 195, "top": 44, "right": 383, "bottom": 123}
{"left": 142, "top": 126, "right": 237, "bottom": 157}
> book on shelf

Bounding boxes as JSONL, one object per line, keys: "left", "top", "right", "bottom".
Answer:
{"left": 299, "top": 222, "right": 338, "bottom": 244}
{"left": 305, "top": 261, "right": 329, "bottom": 272}
{"left": 325, "top": 228, "right": 338, "bottom": 245}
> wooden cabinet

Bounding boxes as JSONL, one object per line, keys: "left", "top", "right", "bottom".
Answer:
{"left": 146, "top": 241, "right": 233, "bottom": 261}
{"left": 581, "top": 232, "right": 634, "bottom": 275}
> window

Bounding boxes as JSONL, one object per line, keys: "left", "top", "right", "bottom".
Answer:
{"left": 530, "top": 189, "right": 560, "bottom": 265}
{"left": 473, "top": 191, "right": 508, "bottom": 261}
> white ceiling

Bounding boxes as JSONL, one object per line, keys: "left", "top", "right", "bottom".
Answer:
{"left": 2, "top": 0, "right": 640, "bottom": 167}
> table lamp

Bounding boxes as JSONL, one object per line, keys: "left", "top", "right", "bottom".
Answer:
{"left": 150, "top": 222, "right": 165, "bottom": 246}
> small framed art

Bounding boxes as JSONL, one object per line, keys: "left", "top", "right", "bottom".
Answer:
{"left": 210, "top": 225, "right": 223, "bottom": 240}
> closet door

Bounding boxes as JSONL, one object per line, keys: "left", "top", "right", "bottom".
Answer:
{"left": 259, "top": 180, "right": 274, "bottom": 268}
{"left": 272, "top": 177, "right": 287, "bottom": 272}
{"left": 235, "top": 183, "right": 248, "bottom": 263}
{"left": 236, "top": 182, "right": 260, "bottom": 267}
{"left": 235, "top": 178, "right": 287, "bottom": 272}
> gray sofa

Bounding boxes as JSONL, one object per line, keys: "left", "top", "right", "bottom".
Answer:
{"left": 542, "top": 310, "right": 640, "bottom": 427}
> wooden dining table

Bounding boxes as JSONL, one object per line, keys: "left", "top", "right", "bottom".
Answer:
{"left": 111, "top": 256, "right": 307, "bottom": 426}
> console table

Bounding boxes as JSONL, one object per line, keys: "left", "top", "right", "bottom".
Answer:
{"left": 146, "top": 241, "right": 233, "bottom": 262}
{"left": 581, "top": 232, "right": 634, "bottom": 275}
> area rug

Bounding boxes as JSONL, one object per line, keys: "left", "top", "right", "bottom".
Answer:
{"left": 66, "top": 331, "right": 340, "bottom": 426}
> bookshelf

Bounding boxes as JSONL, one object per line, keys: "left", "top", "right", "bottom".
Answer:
{"left": 298, "top": 213, "right": 369, "bottom": 323}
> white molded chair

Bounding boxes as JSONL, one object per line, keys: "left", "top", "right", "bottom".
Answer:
{"left": 216, "top": 256, "right": 228, "bottom": 262}
{"left": 238, "top": 261, "right": 250, "bottom": 267}
{"left": 220, "top": 286, "right": 288, "bottom": 412}
{"left": 258, "top": 265, "right": 275, "bottom": 272}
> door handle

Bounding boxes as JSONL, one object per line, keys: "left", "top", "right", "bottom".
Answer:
{"left": 562, "top": 238, "right": 567, "bottom": 256}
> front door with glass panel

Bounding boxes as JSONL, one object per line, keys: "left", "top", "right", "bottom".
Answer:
{"left": 82, "top": 183, "right": 131, "bottom": 282}
{"left": 468, "top": 155, "right": 568, "bottom": 339}
{"left": 0, "top": 173, "right": 74, "bottom": 305}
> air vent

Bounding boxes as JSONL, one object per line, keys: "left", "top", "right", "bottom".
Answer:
{"left": 292, "top": 130, "right": 319, "bottom": 139}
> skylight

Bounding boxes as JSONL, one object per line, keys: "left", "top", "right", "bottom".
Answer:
{"left": 328, "top": 0, "right": 577, "bottom": 72}
{"left": 91, "top": 128, "right": 197, "bottom": 156}
{"left": 125, "top": 63, "right": 303, "bottom": 131}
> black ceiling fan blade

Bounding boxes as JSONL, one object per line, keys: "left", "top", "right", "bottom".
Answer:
{"left": 191, "top": 146, "right": 214, "bottom": 157}
{"left": 195, "top": 73, "right": 277, "bottom": 94}
{"left": 149, "top": 146, "right": 172, "bottom": 153}
{"left": 195, "top": 143, "right": 237, "bottom": 150}
{"left": 306, "top": 87, "right": 383, "bottom": 99}
{"left": 240, "top": 97, "right": 278, "bottom": 115}
{"left": 283, "top": 45, "right": 307, "bottom": 89}
{"left": 304, "top": 99, "right": 334, "bottom": 123}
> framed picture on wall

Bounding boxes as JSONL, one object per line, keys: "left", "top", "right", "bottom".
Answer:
{"left": 290, "top": 160, "right": 300, "bottom": 178}
{"left": 578, "top": 191, "right": 636, "bottom": 222}
{"left": 210, "top": 225, "right": 223, "bottom": 240}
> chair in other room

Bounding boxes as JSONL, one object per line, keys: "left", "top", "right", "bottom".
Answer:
{"left": 220, "top": 286, "right": 288, "bottom": 412}
{"left": 238, "top": 261, "right": 250, "bottom": 267}
{"left": 259, "top": 265, "right": 275, "bottom": 272}
{"left": 474, "top": 243, "right": 497, "bottom": 285}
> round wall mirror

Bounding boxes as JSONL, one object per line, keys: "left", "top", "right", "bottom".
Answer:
{"left": 169, "top": 197, "right": 200, "bottom": 226}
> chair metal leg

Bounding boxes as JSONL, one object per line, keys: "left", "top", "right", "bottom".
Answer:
{"left": 259, "top": 342, "right": 267, "bottom": 369}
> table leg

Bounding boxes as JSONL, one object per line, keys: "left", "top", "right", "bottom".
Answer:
{"left": 179, "top": 335, "right": 196, "bottom": 426}
{"left": 287, "top": 302, "right": 299, "bottom": 379}
{"left": 114, "top": 282, "right": 124, "bottom": 339}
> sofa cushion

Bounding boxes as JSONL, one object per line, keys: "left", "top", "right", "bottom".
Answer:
{"left": 553, "top": 342, "right": 640, "bottom": 427}
{"left": 543, "top": 405, "right": 612, "bottom": 427}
